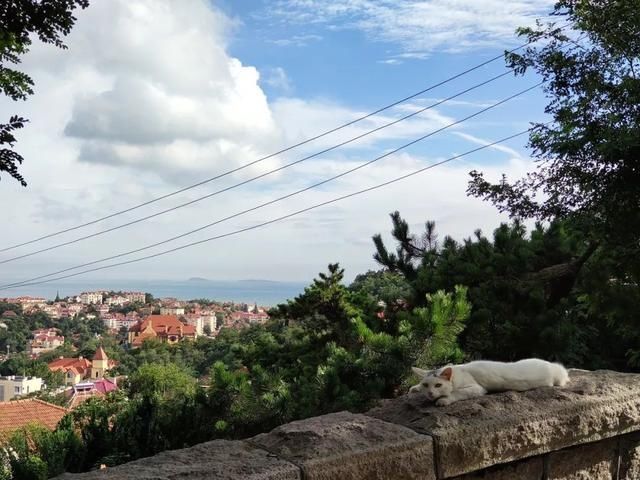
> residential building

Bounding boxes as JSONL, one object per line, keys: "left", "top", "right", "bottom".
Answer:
{"left": 67, "top": 303, "right": 85, "bottom": 315}
{"left": 0, "top": 399, "right": 67, "bottom": 436}
{"left": 0, "top": 376, "right": 43, "bottom": 402}
{"left": 128, "top": 315, "right": 197, "bottom": 347}
{"left": 105, "top": 295, "right": 128, "bottom": 306}
{"left": 47, "top": 347, "right": 116, "bottom": 385}
{"left": 124, "top": 291, "right": 146, "bottom": 303}
{"left": 4, "top": 296, "right": 46, "bottom": 307}
{"left": 78, "top": 291, "right": 103, "bottom": 305}
{"left": 183, "top": 313, "right": 216, "bottom": 335}
{"left": 27, "top": 328, "right": 65, "bottom": 357}
{"left": 69, "top": 378, "right": 117, "bottom": 409}
{"left": 160, "top": 306, "right": 185, "bottom": 315}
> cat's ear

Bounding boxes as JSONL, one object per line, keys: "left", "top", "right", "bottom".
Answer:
{"left": 439, "top": 367, "right": 453, "bottom": 381}
{"left": 411, "top": 367, "right": 429, "bottom": 378}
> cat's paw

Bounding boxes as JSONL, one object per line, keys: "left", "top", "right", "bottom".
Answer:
{"left": 435, "top": 397, "right": 453, "bottom": 406}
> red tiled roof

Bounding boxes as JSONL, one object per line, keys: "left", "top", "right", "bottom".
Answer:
{"left": 93, "top": 378, "right": 117, "bottom": 394}
{"left": 48, "top": 357, "right": 92, "bottom": 376}
{"left": 0, "top": 399, "right": 67, "bottom": 434}
{"left": 93, "top": 346, "right": 108, "bottom": 361}
{"left": 130, "top": 315, "right": 192, "bottom": 334}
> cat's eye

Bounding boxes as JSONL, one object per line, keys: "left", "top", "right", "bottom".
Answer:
{"left": 435, "top": 383, "right": 442, "bottom": 388}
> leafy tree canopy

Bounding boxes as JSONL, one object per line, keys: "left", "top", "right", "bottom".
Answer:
{"left": 468, "top": 0, "right": 640, "bottom": 251}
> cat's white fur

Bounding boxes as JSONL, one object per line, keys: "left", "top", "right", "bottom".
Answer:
{"left": 409, "top": 359, "right": 569, "bottom": 406}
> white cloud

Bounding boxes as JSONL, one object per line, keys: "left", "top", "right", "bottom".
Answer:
{"left": 262, "top": 67, "right": 293, "bottom": 93}
{"left": 452, "top": 132, "right": 524, "bottom": 158}
{"left": 31, "top": 0, "right": 281, "bottom": 181}
{"left": 0, "top": 0, "right": 538, "bottom": 289}
{"left": 268, "top": 0, "right": 556, "bottom": 53}
{"left": 269, "top": 34, "right": 323, "bottom": 47}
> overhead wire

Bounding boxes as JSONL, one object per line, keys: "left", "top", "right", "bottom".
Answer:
{"left": 0, "top": 25, "right": 568, "bottom": 253}
{"left": 0, "top": 70, "right": 514, "bottom": 264}
{"left": 0, "top": 126, "right": 538, "bottom": 291}
{"left": 1, "top": 82, "right": 543, "bottom": 290}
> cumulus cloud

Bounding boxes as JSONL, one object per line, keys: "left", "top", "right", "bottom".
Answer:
{"left": 262, "top": 67, "right": 293, "bottom": 93}
{"left": 44, "top": 1, "right": 280, "bottom": 179}
{"left": 0, "top": 0, "right": 538, "bottom": 287}
{"left": 267, "top": 0, "right": 556, "bottom": 53}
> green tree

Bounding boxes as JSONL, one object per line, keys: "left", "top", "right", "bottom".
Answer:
{"left": 373, "top": 211, "right": 640, "bottom": 370}
{"left": 0, "top": 0, "right": 89, "bottom": 186}
{"left": 468, "top": 1, "right": 640, "bottom": 268}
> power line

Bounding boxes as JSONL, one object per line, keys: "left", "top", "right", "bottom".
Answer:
{"left": 0, "top": 70, "right": 513, "bottom": 264}
{"left": 1, "top": 83, "right": 539, "bottom": 282}
{"left": 1, "top": 83, "right": 542, "bottom": 291}
{"left": 0, "top": 127, "right": 535, "bottom": 291}
{"left": 0, "top": 35, "right": 553, "bottom": 254}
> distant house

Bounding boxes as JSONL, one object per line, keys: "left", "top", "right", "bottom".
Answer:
{"left": 0, "top": 399, "right": 67, "bottom": 437}
{"left": 128, "top": 315, "right": 197, "bottom": 347}
{"left": 0, "top": 376, "right": 43, "bottom": 402}
{"left": 47, "top": 347, "right": 116, "bottom": 385}
{"left": 123, "top": 291, "right": 146, "bottom": 303}
{"left": 68, "top": 378, "right": 118, "bottom": 409}
{"left": 78, "top": 291, "right": 103, "bottom": 305}
{"left": 160, "top": 306, "right": 185, "bottom": 316}
{"left": 27, "top": 328, "right": 65, "bottom": 357}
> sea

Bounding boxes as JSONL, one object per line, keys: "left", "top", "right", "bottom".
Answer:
{"left": 0, "top": 278, "right": 307, "bottom": 307}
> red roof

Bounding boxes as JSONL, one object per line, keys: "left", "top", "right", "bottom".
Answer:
{"left": 130, "top": 315, "right": 196, "bottom": 336}
{"left": 0, "top": 399, "right": 67, "bottom": 434}
{"left": 48, "top": 357, "right": 92, "bottom": 376}
{"left": 93, "top": 346, "right": 108, "bottom": 361}
{"left": 93, "top": 378, "right": 117, "bottom": 394}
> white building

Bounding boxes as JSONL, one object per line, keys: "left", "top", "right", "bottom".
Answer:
{"left": 160, "top": 306, "right": 185, "bottom": 316}
{"left": 105, "top": 295, "right": 128, "bottom": 306}
{"left": 124, "top": 292, "right": 146, "bottom": 303}
{"left": 0, "top": 376, "right": 43, "bottom": 402}
{"left": 78, "top": 292, "right": 103, "bottom": 305}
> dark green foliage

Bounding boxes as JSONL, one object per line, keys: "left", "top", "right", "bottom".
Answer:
{"left": 468, "top": 0, "right": 640, "bottom": 251}
{"left": 373, "top": 211, "right": 640, "bottom": 370}
{"left": 5, "top": 422, "right": 82, "bottom": 479}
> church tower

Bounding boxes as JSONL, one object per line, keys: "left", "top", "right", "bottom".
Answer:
{"left": 90, "top": 346, "right": 109, "bottom": 379}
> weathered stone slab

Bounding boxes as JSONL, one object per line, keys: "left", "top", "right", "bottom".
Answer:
{"left": 450, "top": 456, "right": 543, "bottom": 480}
{"left": 547, "top": 438, "right": 618, "bottom": 479}
{"left": 54, "top": 439, "right": 300, "bottom": 480}
{"left": 619, "top": 431, "right": 640, "bottom": 480}
{"left": 366, "top": 370, "right": 640, "bottom": 478}
{"left": 249, "top": 411, "right": 436, "bottom": 480}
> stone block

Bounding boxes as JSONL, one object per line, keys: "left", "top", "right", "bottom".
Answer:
{"left": 450, "top": 456, "right": 543, "bottom": 480}
{"left": 250, "top": 411, "right": 436, "bottom": 480}
{"left": 54, "top": 440, "right": 300, "bottom": 480}
{"left": 366, "top": 370, "right": 640, "bottom": 477}
{"left": 619, "top": 431, "right": 640, "bottom": 480}
{"left": 547, "top": 438, "right": 618, "bottom": 480}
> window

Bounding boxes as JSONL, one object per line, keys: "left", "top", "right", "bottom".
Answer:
{"left": 14, "top": 386, "right": 20, "bottom": 394}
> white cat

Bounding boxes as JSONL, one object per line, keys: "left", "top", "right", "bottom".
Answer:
{"left": 409, "top": 358, "right": 569, "bottom": 406}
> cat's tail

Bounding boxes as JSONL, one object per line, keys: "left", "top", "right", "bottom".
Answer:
{"left": 552, "top": 363, "right": 570, "bottom": 387}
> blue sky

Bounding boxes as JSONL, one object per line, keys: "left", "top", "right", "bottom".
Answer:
{"left": 0, "top": 0, "right": 563, "bottom": 290}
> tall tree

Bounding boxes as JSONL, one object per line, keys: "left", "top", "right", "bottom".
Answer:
{"left": 468, "top": 0, "right": 640, "bottom": 274}
{"left": 0, "top": 0, "right": 89, "bottom": 186}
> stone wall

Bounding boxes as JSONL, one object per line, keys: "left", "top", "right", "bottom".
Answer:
{"left": 56, "top": 369, "right": 640, "bottom": 479}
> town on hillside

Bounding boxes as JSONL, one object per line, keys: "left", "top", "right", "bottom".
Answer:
{"left": 0, "top": 290, "right": 270, "bottom": 432}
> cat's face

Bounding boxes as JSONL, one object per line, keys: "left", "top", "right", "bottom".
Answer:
{"left": 409, "top": 367, "right": 453, "bottom": 400}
